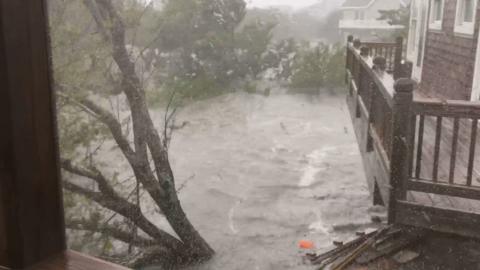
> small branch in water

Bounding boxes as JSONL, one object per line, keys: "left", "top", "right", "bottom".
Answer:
{"left": 176, "top": 174, "right": 196, "bottom": 193}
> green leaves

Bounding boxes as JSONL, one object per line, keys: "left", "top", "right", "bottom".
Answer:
{"left": 290, "top": 43, "right": 345, "bottom": 92}
{"left": 377, "top": 4, "right": 411, "bottom": 39}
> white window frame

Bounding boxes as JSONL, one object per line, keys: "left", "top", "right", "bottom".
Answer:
{"left": 429, "top": 0, "right": 445, "bottom": 30}
{"left": 454, "top": 0, "right": 477, "bottom": 35}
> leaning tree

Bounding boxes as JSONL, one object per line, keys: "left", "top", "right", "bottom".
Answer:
{"left": 50, "top": 0, "right": 218, "bottom": 267}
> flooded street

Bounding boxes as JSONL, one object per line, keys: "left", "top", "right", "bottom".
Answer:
{"left": 161, "top": 89, "right": 384, "bottom": 270}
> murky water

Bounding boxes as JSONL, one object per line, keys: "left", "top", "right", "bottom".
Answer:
{"left": 157, "top": 89, "right": 384, "bottom": 270}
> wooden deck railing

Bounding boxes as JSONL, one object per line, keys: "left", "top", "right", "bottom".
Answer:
{"left": 408, "top": 100, "right": 480, "bottom": 200}
{"left": 347, "top": 36, "right": 404, "bottom": 78}
{"left": 345, "top": 35, "right": 480, "bottom": 238}
{"left": 346, "top": 36, "right": 414, "bottom": 222}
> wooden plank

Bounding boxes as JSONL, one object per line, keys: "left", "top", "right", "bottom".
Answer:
{"left": 406, "top": 179, "right": 480, "bottom": 201}
{"left": 407, "top": 191, "right": 435, "bottom": 206}
{"left": 413, "top": 99, "right": 480, "bottom": 118}
{"left": 432, "top": 117, "right": 443, "bottom": 181}
{"left": 449, "top": 118, "right": 460, "bottom": 183}
{"left": 25, "top": 250, "right": 130, "bottom": 270}
{"left": 415, "top": 115, "right": 425, "bottom": 179}
{"left": 0, "top": 1, "right": 66, "bottom": 268}
{"left": 396, "top": 201, "right": 480, "bottom": 239}
{"left": 370, "top": 125, "right": 391, "bottom": 171}
{"left": 347, "top": 89, "right": 391, "bottom": 208}
{"left": 467, "top": 119, "right": 478, "bottom": 186}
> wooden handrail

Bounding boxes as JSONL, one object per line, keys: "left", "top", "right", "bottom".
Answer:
{"left": 413, "top": 98, "right": 480, "bottom": 118}
{"left": 348, "top": 43, "right": 395, "bottom": 106}
{"left": 406, "top": 179, "right": 480, "bottom": 201}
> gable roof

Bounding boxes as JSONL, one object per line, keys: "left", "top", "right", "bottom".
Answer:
{"left": 341, "top": 0, "right": 375, "bottom": 8}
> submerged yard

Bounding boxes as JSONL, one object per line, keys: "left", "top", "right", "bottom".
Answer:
{"left": 152, "top": 88, "right": 385, "bottom": 269}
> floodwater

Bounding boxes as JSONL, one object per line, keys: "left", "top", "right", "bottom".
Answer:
{"left": 160, "top": 89, "right": 384, "bottom": 270}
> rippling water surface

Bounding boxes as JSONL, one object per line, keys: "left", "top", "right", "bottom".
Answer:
{"left": 159, "top": 90, "right": 383, "bottom": 270}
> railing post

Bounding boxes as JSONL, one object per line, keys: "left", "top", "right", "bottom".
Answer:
{"left": 388, "top": 78, "right": 415, "bottom": 224}
{"left": 360, "top": 46, "right": 370, "bottom": 57}
{"left": 353, "top": 38, "right": 361, "bottom": 49}
{"left": 345, "top": 35, "right": 354, "bottom": 84}
{"left": 393, "top": 36, "right": 404, "bottom": 80}
{"left": 355, "top": 39, "right": 364, "bottom": 118}
{"left": 366, "top": 81, "right": 376, "bottom": 152}
{"left": 373, "top": 56, "right": 387, "bottom": 74}
{"left": 398, "top": 60, "right": 413, "bottom": 79}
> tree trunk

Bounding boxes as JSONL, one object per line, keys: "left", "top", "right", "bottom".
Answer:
{"left": 77, "top": 0, "right": 215, "bottom": 266}
{"left": 161, "top": 191, "right": 214, "bottom": 261}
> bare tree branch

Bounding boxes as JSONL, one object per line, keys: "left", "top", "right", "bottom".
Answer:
{"left": 66, "top": 218, "right": 157, "bottom": 247}
{"left": 61, "top": 165, "right": 183, "bottom": 251}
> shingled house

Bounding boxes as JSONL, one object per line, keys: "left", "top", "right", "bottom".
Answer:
{"left": 407, "top": 0, "right": 480, "bottom": 100}
{"left": 339, "top": 0, "right": 409, "bottom": 42}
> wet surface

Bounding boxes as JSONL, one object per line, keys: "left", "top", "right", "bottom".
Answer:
{"left": 158, "top": 90, "right": 384, "bottom": 270}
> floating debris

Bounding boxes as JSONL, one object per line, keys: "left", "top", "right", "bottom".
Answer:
{"left": 306, "top": 226, "right": 426, "bottom": 270}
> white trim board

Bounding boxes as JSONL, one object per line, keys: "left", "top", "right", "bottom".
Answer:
{"left": 471, "top": 31, "right": 480, "bottom": 100}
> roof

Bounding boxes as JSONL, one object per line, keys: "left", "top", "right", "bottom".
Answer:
{"left": 341, "top": 0, "right": 410, "bottom": 9}
{"left": 341, "top": 0, "right": 375, "bottom": 8}
{"left": 338, "top": 19, "right": 405, "bottom": 30}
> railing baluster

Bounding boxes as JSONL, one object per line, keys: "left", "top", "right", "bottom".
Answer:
{"left": 408, "top": 114, "right": 417, "bottom": 177}
{"left": 467, "top": 119, "right": 478, "bottom": 186}
{"left": 433, "top": 116, "right": 443, "bottom": 181}
{"left": 449, "top": 118, "right": 460, "bottom": 184}
{"left": 415, "top": 115, "right": 425, "bottom": 179}
{"left": 384, "top": 47, "right": 388, "bottom": 65}
{"left": 387, "top": 47, "right": 392, "bottom": 71}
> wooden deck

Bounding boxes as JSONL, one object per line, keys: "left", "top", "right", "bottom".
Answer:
{"left": 345, "top": 36, "right": 480, "bottom": 239}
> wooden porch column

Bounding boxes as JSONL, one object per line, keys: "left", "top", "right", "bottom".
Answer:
{"left": 0, "top": 1, "right": 66, "bottom": 268}
{"left": 388, "top": 78, "right": 415, "bottom": 224}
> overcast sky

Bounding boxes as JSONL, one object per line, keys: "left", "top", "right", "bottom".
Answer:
{"left": 246, "top": 0, "right": 322, "bottom": 9}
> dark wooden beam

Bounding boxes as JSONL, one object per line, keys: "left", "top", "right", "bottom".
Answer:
{"left": 0, "top": 1, "right": 11, "bottom": 265}
{"left": 396, "top": 201, "right": 480, "bottom": 239}
{"left": 406, "top": 179, "right": 480, "bottom": 201}
{"left": 413, "top": 99, "right": 480, "bottom": 118}
{"left": 0, "top": 0, "right": 66, "bottom": 268}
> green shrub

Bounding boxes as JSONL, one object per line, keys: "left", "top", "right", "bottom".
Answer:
{"left": 289, "top": 43, "right": 346, "bottom": 93}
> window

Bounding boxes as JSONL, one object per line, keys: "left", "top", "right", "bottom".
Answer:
{"left": 429, "top": 0, "right": 444, "bottom": 30}
{"left": 455, "top": 0, "right": 477, "bottom": 35}
{"left": 355, "top": 10, "right": 365, "bottom": 20}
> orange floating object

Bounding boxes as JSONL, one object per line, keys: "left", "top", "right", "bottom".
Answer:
{"left": 299, "top": 240, "right": 315, "bottom": 249}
